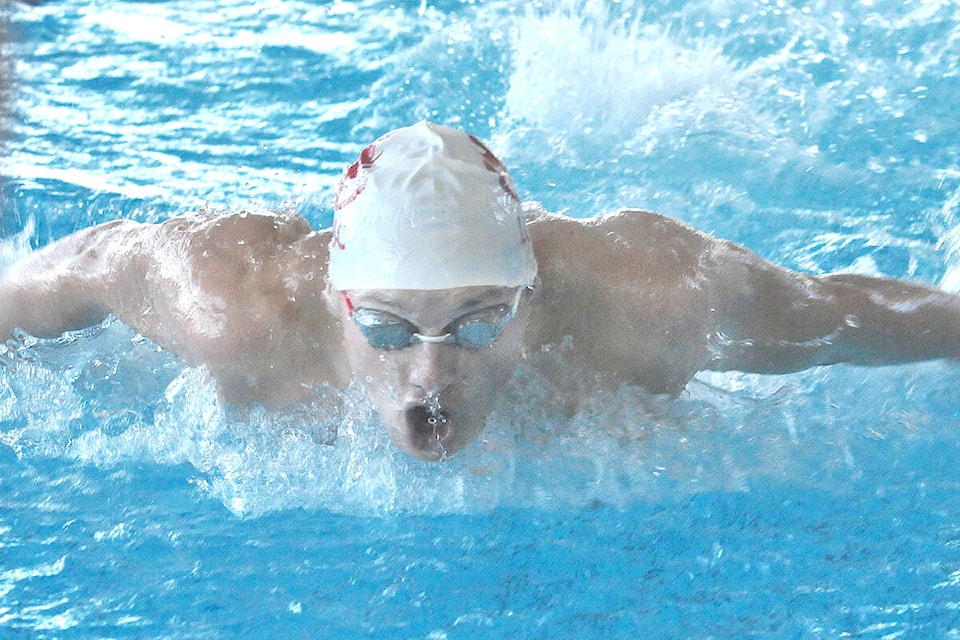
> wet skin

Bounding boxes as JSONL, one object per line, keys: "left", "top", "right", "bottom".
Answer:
{"left": 6, "top": 208, "right": 960, "bottom": 461}
{"left": 337, "top": 286, "right": 531, "bottom": 460}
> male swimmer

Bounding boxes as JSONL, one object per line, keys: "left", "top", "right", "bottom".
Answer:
{"left": 2, "top": 122, "right": 960, "bottom": 460}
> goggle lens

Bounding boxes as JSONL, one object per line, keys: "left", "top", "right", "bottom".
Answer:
{"left": 352, "top": 311, "right": 418, "bottom": 350}
{"left": 351, "top": 291, "right": 522, "bottom": 351}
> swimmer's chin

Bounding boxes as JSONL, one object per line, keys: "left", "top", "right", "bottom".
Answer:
{"left": 384, "top": 406, "right": 475, "bottom": 462}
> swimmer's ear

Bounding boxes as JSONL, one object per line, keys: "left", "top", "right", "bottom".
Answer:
{"left": 521, "top": 277, "right": 542, "bottom": 313}
{"left": 322, "top": 282, "right": 344, "bottom": 317}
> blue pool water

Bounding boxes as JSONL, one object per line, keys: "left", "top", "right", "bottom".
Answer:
{"left": 2, "top": 0, "right": 960, "bottom": 637}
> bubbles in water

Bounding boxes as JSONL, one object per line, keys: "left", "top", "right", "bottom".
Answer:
{"left": 424, "top": 393, "right": 445, "bottom": 426}
{"left": 423, "top": 392, "right": 449, "bottom": 457}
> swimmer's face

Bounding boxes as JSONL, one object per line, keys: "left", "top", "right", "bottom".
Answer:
{"left": 337, "top": 286, "right": 530, "bottom": 461}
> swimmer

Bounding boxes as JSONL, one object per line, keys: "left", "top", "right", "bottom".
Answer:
{"left": 3, "top": 121, "right": 960, "bottom": 460}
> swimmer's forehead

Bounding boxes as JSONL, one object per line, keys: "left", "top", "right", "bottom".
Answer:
{"left": 348, "top": 286, "right": 516, "bottom": 315}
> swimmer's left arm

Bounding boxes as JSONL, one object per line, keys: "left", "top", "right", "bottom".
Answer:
{"left": 0, "top": 219, "right": 157, "bottom": 343}
{"left": 707, "top": 241, "right": 960, "bottom": 373}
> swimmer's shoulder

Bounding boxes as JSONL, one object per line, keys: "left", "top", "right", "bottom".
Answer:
{"left": 152, "top": 206, "right": 329, "bottom": 267}
{"left": 525, "top": 204, "right": 700, "bottom": 230}
{"left": 147, "top": 206, "right": 331, "bottom": 294}
{"left": 525, "top": 206, "right": 711, "bottom": 257}
{"left": 157, "top": 206, "right": 316, "bottom": 250}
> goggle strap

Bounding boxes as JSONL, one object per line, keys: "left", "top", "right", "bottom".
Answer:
{"left": 340, "top": 291, "right": 355, "bottom": 317}
{"left": 510, "top": 288, "right": 523, "bottom": 314}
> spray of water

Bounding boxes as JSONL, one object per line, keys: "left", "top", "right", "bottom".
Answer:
{"left": 0, "top": 316, "right": 955, "bottom": 517}
{"left": 505, "top": 0, "right": 740, "bottom": 137}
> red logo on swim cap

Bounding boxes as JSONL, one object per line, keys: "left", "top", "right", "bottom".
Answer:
{"left": 468, "top": 134, "right": 519, "bottom": 202}
{"left": 335, "top": 143, "right": 383, "bottom": 212}
{"left": 333, "top": 143, "right": 383, "bottom": 250}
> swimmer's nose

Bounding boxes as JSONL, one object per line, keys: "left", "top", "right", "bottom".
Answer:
{"left": 408, "top": 342, "right": 450, "bottom": 397}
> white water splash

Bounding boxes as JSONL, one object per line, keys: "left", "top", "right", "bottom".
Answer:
{"left": 505, "top": 0, "right": 740, "bottom": 137}
{"left": 0, "top": 218, "right": 35, "bottom": 273}
{"left": 936, "top": 184, "right": 960, "bottom": 293}
{"left": 3, "top": 318, "right": 952, "bottom": 518}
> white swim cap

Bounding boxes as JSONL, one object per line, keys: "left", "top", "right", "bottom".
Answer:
{"left": 328, "top": 121, "right": 538, "bottom": 291}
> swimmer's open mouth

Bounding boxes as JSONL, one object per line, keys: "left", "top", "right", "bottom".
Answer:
{"left": 404, "top": 405, "right": 454, "bottom": 459}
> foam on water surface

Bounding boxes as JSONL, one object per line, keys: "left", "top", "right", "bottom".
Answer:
{"left": 2, "top": 315, "right": 957, "bottom": 519}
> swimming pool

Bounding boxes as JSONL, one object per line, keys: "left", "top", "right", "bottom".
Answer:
{"left": 2, "top": 0, "right": 960, "bottom": 636}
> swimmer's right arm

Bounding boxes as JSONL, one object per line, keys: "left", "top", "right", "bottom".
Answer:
{"left": 708, "top": 240, "right": 960, "bottom": 373}
{"left": 0, "top": 220, "right": 151, "bottom": 341}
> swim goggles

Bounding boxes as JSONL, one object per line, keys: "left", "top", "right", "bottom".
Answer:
{"left": 349, "top": 289, "right": 524, "bottom": 350}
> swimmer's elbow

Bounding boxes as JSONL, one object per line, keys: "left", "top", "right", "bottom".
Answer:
{"left": 0, "top": 220, "right": 148, "bottom": 340}
{"left": 1, "top": 274, "right": 111, "bottom": 339}
{"left": 706, "top": 319, "right": 956, "bottom": 375}
{"left": 705, "top": 326, "right": 857, "bottom": 375}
